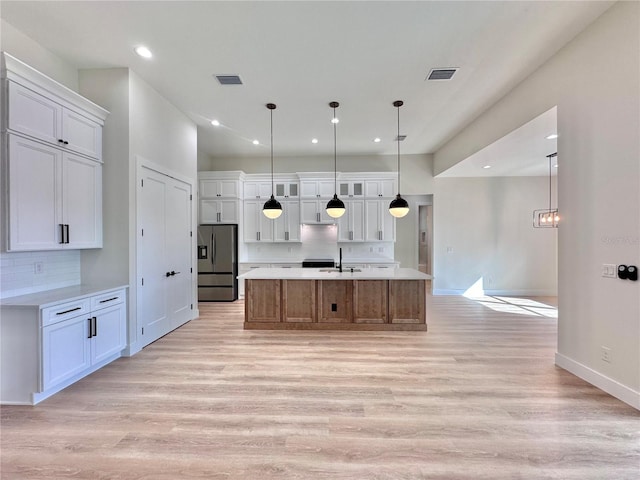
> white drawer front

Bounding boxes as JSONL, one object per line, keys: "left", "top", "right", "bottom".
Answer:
{"left": 90, "top": 289, "right": 126, "bottom": 310}
{"left": 42, "top": 299, "right": 91, "bottom": 327}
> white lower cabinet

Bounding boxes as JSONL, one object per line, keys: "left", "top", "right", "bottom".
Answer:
{"left": 0, "top": 286, "right": 127, "bottom": 405}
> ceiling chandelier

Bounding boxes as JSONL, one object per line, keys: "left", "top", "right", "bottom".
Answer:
{"left": 389, "top": 100, "right": 409, "bottom": 218}
{"left": 533, "top": 152, "right": 559, "bottom": 228}
{"left": 262, "top": 103, "right": 282, "bottom": 219}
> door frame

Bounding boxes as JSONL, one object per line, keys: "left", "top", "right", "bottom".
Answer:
{"left": 126, "top": 155, "right": 197, "bottom": 356}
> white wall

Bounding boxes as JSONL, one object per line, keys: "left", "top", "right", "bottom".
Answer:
{"left": 78, "top": 68, "right": 130, "bottom": 286}
{"left": 129, "top": 71, "right": 197, "bottom": 180}
{"left": 433, "top": 177, "right": 557, "bottom": 295}
{"left": 433, "top": 3, "right": 639, "bottom": 408}
{"left": 1, "top": 19, "right": 78, "bottom": 91}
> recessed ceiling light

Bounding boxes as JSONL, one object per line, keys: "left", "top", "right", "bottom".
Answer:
{"left": 374, "top": 138, "right": 381, "bottom": 143}
{"left": 211, "top": 120, "right": 220, "bottom": 126}
{"left": 331, "top": 118, "right": 339, "bottom": 124}
{"left": 134, "top": 45, "right": 152, "bottom": 59}
{"left": 252, "top": 139, "right": 259, "bottom": 145}
{"left": 483, "top": 165, "right": 491, "bottom": 169}
{"left": 311, "top": 138, "right": 318, "bottom": 144}
{"left": 546, "top": 134, "right": 558, "bottom": 140}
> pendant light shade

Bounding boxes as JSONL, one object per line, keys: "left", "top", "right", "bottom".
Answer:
{"left": 389, "top": 100, "right": 409, "bottom": 218}
{"left": 263, "top": 103, "right": 282, "bottom": 219}
{"left": 326, "top": 101, "right": 346, "bottom": 219}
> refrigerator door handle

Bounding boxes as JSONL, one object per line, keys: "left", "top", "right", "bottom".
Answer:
{"left": 211, "top": 233, "right": 217, "bottom": 272}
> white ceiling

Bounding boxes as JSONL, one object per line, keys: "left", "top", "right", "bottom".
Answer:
{"left": 438, "top": 106, "right": 558, "bottom": 177}
{"left": 1, "top": 1, "right": 612, "bottom": 163}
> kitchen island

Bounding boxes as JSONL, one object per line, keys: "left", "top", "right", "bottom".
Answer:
{"left": 239, "top": 268, "right": 431, "bottom": 331}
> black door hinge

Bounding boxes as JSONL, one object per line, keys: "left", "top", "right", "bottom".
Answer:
{"left": 142, "top": 327, "right": 144, "bottom": 335}
{"left": 141, "top": 228, "right": 144, "bottom": 237}
{"left": 141, "top": 278, "right": 144, "bottom": 286}
{"left": 141, "top": 179, "right": 144, "bottom": 187}
{"left": 190, "top": 194, "right": 193, "bottom": 201}
{"left": 190, "top": 304, "right": 193, "bottom": 310}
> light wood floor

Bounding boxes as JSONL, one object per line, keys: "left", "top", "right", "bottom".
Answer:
{"left": 2, "top": 295, "right": 639, "bottom": 479}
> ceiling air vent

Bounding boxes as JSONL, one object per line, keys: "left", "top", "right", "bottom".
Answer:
{"left": 426, "top": 68, "right": 458, "bottom": 81}
{"left": 215, "top": 74, "right": 243, "bottom": 85}
{"left": 395, "top": 135, "right": 407, "bottom": 142}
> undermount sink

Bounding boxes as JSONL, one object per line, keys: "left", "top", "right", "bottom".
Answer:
{"left": 319, "top": 268, "right": 362, "bottom": 273}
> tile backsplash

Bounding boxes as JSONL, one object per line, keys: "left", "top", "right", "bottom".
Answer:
{"left": 0, "top": 250, "right": 81, "bottom": 299}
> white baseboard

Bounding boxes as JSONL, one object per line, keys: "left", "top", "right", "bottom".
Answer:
{"left": 432, "top": 289, "right": 557, "bottom": 296}
{"left": 555, "top": 353, "right": 640, "bottom": 410}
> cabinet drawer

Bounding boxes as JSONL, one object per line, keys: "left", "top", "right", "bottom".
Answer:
{"left": 91, "top": 289, "right": 126, "bottom": 310}
{"left": 42, "top": 299, "right": 91, "bottom": 327}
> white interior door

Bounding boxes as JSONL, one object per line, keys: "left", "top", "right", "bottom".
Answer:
{"left": 166, "top": 179, "right": 192, "bottom": 330}
{"left": 137, "top": 166, "right": 193, "bottom": 348}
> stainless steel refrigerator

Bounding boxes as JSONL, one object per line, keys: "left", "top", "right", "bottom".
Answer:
{"left": 197, "top": 224, "right": 238, "bottom": 301}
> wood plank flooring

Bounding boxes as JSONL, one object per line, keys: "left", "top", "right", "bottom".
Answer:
{"left": 2, "top": 294, "right": 639, "bottom": 479}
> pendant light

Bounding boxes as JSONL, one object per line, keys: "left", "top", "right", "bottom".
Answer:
{"left": 389, "top": 100, "right": 409, "bottom": 218}
{"left": 326, "top": 101, "right": 346, "bottom": 218}
{"left": 533, "top": 152, "right": 559, "bottom": 228}
{"left": 263, "top": 103, "right": 282, "bottom": 219}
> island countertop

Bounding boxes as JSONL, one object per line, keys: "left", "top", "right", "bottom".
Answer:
{"left": 238, "top": 267, "right": 431, "bottom": 281}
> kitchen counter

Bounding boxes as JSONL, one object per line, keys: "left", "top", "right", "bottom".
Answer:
{"left": 1, "top": 283, "right": 128, "bottom": 308}
{"left": 241, "top": 268, "right": 429, "bottom": 331}
{"left": 239, "top": 267, "right": 431, "bottom": 281}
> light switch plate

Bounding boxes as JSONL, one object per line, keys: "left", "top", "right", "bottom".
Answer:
{"left": 602, "top": 264, "right": 617, "bottom": 278}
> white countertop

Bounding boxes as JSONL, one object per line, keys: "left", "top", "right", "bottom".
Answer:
{"left": 238, "top": 267, "right": 431, "bottom": 281}
{"left": 0, "top": 284, "right": 128, "bottom": 309}
{"left": 241, "top": 258, "right": 399, "bottom": 265}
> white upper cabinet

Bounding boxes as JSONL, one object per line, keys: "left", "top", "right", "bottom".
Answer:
{"left": 244, "top": 181, "right": 272, "bottom": 199}
{"left": 8, "top": 81, "right": 103, "bottom": 161}
{"left": 337, "top": 199, "right": 365, "bottom": 242}
{"left": 365, "top": 179, "right": 396, "bottom": 198}
{"left": 200, "top": 199, "right": 239, "bottom": 224}
{"left": 273, "top": 200, "right": 301, "bottom": 242}
{"left": 300, "top": 199, "right": 334, "bottom": 224}
{"left": 339, "top": 181, "right": 364, "bottom": 198}
{"left": 300, "top": 179, "right": 334, "bottom": 198}
{"left": 275, "top": 181, "right": 299, "bottom": 199}
{"left": 200, "top": 179, "right": 240, "bottom": 198}
{"left": 365, "top": 199, "right": 396, "bottom": 242}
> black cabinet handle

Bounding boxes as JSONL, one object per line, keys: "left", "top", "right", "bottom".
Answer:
{"left": 166, "top": 271, "right": 172, "bottom": 277}
{"left": 59, "top": 224, "right": 65, "bottom": 244}
{"left": 57, "top": 307, "right": 81, "bottom": 315}
{"left": 99, "top": 296, "right": 118, "bottom": 304}
{"left": 63, "top": 140, "right": 69, "bottom": 145}
{"left": 58, "top": 139, "right": 64, "bottom": 143}
{"left": 88, "top": 318, "right": 92, "bottom": 338}
{"left": 65, "top": 224, "right": 70, "bottom": 244}
{"left": 93, "top": 317, "right": 97, "bottom": 337}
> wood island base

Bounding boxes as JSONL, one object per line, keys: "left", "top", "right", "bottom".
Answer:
{"left": 244, "top": 278, "right": 427, "bottom": 331}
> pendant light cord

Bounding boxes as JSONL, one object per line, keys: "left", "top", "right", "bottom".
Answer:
{"left": 397, "top": 104, "right": 401, "bottom": 194}
{"left": 333, "top": 105, "right": 337, "bottom": 193}
{"left": 270, "top": 108, "right": 274, "bottom": 195}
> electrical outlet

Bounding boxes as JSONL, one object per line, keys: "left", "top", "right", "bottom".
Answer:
{"left": 34, "top": 262, "right": 44, "bottom": 274}
{"left": 601, "top": 346, "right": 611, "bottom": 363}
{"left": 378, "top": 247, "right": 383, "bottom": 253}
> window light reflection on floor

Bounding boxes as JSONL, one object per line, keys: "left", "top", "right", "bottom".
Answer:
{"left": 463, "top": 277, "right": 557, "bottom": 318}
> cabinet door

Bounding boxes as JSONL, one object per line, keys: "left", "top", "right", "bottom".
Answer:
{"left": 380, "top": 203, "right": 396, "bottom": 241}
{"left": 246, "top": 280, "right": 281, "bottom": 322}
{"left": 243, "top": 201, "right": 260, "bottom": 242}
{"left": 379, "top": 179, "right": 395, "bottom": 198}
{"left": 92, "top": 304, "right": 126, "bottom": 364}
{"left": 7, "top": 135, "right": 62, "bottom": 251}
{"left": 8, "top": 82, "right": 62, "bottom": 146}
{"left": 244, "top": 182, "right": 271, "bottom": 199}
{"left": 318, "top": 181, "right": 335, "bottom": 198}
{"left": 62, "top": 108, "right": 102, "bottom": 160}
{"left": 300, "top": 200, "right": 320, "bottom": 223}
{"left": 219, "top": 180, "right": 239, "bottom": 198}
{"left": 200, "top": 199, "right": 220, "bottom": 223}
{"left": 274, "top": 201, "right": 300, "bottom": 242}
{"left": 42, "top": 315, "right": 92, "bottom": 391}
{"left": 62, "top": 153, "right": 102, "bottom": 248}
{"left": 350, "top": 200, "right": 365, "bottom": 242}
{"left": 219, "top": 200, "right": 239, "bottom": 223}
{"left": 353, "top": 280, "right": 388, "bottom": 324}
{"left": 199, "top": 179, "right": 220, "bottom": 198}
{"left": 365, "top": 200, "right": 382, "bottom": 241}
